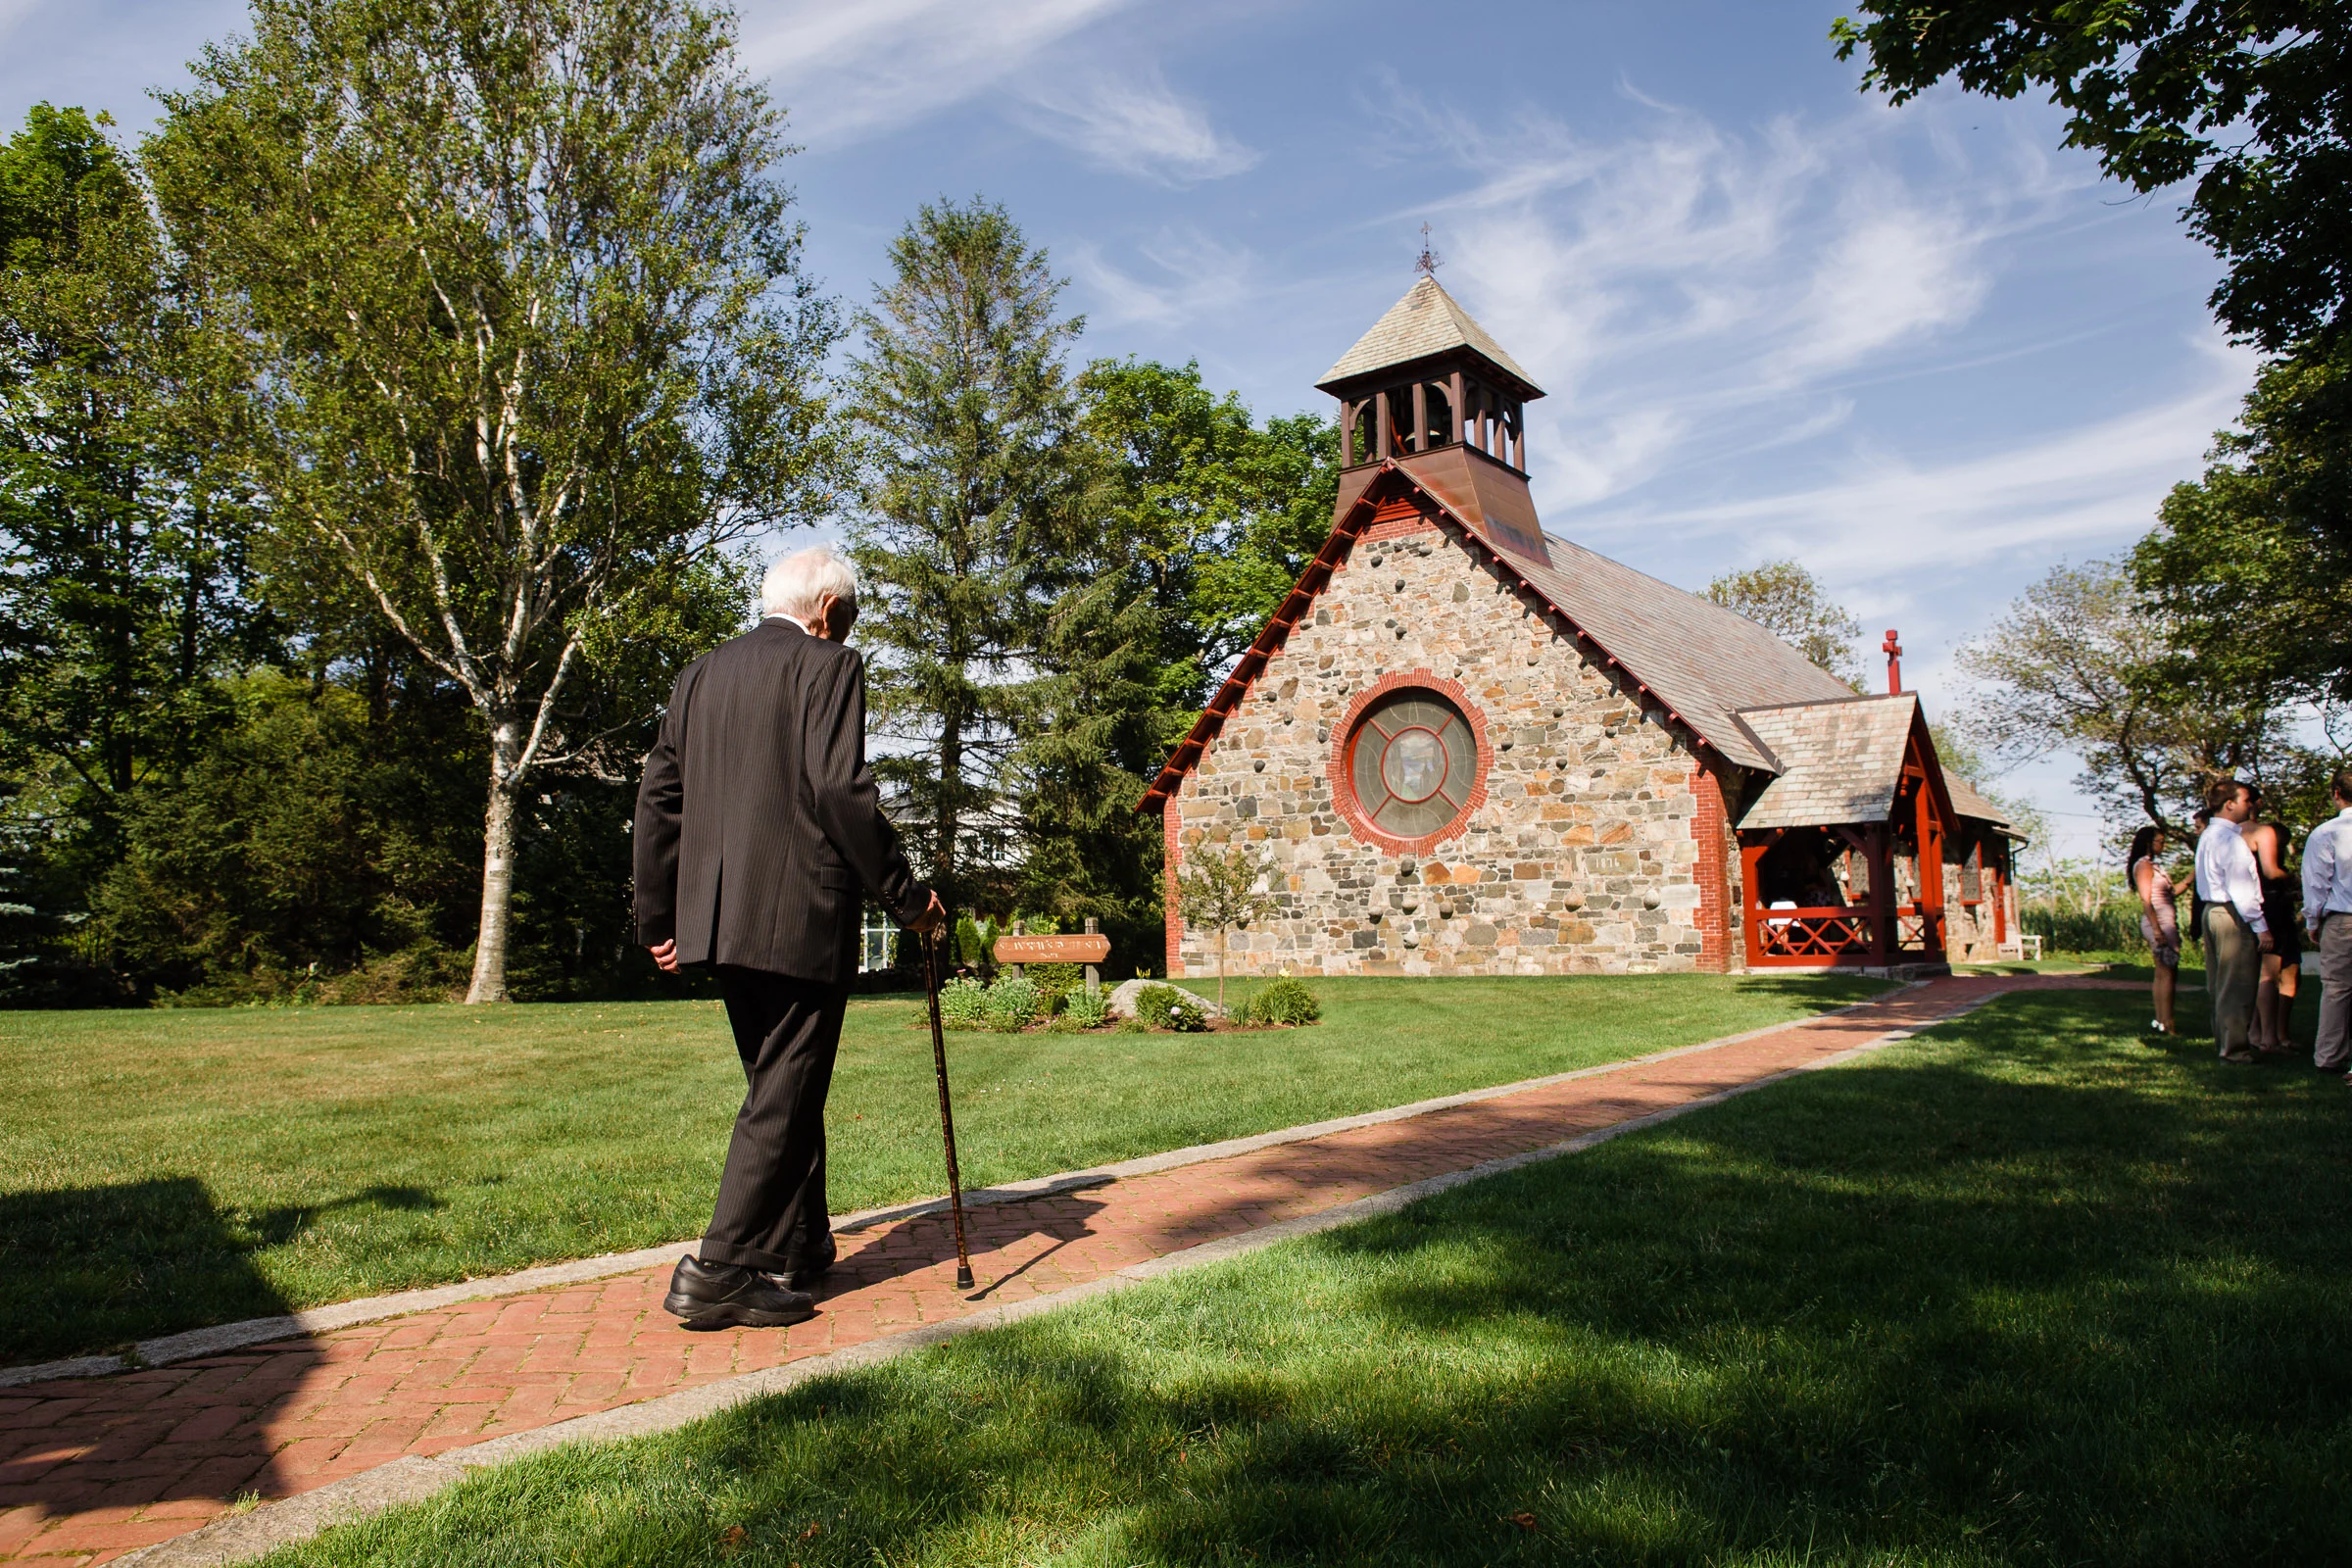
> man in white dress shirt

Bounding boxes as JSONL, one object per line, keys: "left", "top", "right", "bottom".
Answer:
{"left": 2193, "top": 778, "right": 2272, "bottom": 1060}
{"left": 2300, "top": 768, "right": 2352, "bottom": 1074}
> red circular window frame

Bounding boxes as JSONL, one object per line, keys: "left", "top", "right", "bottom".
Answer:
{"left": 1329, "top": 672, "right": 1492, "bottom": 855}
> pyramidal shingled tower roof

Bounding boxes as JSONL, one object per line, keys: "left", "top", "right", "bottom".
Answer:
{"left": 1314, "top": 274, "right": 1543, "bottom": 396}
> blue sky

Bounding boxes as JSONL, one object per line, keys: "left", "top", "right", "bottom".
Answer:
{"left": 2, "top": 0, "right": 2253, "bottom": 858}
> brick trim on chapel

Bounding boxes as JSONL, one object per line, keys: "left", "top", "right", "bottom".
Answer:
{"left": 1138, "top": 275, "right": 2023, "bottom": 977}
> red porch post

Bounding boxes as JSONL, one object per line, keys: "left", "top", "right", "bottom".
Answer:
{"left": 1740, "top": 833, "right": 1768, "bottom": 968}
{"left": 1914, "top": 777, "right": 1945, "bottom": 958}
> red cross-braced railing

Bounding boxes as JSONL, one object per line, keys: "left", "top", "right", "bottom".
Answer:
{"left": 1750, "top": 906, "right": 1872, "bottom": 960}
{"left": 1745, "top": 902, "right": 1946, "bottom": 967}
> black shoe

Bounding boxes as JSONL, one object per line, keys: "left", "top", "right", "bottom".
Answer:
{"left": 780, "top": 1233, "right": 838, "bottom": 1292}
{"left": 2318, "top": 1059, "right": 2349, "bottom": 1075}
{"left": 662, "top": 1256, "right": 816, "bottom": 1331}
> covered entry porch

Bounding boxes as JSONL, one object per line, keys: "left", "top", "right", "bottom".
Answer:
{"left": 1731, "top": 694, "right": 1956, "bottom": 971}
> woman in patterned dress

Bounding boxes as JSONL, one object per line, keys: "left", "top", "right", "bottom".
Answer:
{"left": 2129, "top": 823, "right": 2180, "bottom": 1036}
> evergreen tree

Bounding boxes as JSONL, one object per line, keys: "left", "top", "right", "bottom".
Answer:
{"left": 843, "top": 199, "right": 1088, "bottom": 916}
{"left": 1014, "top": 547, "right": 1165, "bottom": 957}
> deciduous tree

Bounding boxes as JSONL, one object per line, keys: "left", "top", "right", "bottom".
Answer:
{"left": 1173, "top": 841, "right": 1279, "bottom": 1016}
{"left": 2135, "top": 352, "right": 2352, "bottom": 702}
{"left": 0, "top": 104, "right": 270, "bottom": 998}
{"left": 1706, "top": 559, "right": 1865, "bottom": 688}
{"left": 1956, "top": 561, "right": 2307, "bottom": 834}
{"left": 146, "top": 0, "right": 839, "bottom": 1002}
{"left": 1080, "top": 359, "right": 1338, "bottom": 735}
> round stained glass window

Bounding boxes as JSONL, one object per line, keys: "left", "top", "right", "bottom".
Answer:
{"left": 1346, "top": 689, "right": 1478, "bottom": 841}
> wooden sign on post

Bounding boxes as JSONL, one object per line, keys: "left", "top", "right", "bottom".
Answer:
{"left": 991, "top": 935, "right": 1110, "bottom": 965}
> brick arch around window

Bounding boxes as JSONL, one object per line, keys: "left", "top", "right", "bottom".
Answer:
{"left": 1328, "top": 670, "right": 1494, "bottom": 856}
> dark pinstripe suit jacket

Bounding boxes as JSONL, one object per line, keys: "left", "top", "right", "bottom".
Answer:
{"left": 632, "top": 617, "right": 930, "bottom": 985}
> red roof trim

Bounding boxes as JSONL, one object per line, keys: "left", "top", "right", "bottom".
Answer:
{"left": 1133, "top": 463, "right": 1732, "bottom": 814}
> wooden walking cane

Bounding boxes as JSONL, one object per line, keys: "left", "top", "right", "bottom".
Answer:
{"left": 922, "top": 927, "right": 976, "bottom": 1292}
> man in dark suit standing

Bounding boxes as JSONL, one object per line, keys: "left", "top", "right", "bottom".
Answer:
{"left": 634, "top": 545, "right": 943, "bottom": 1330}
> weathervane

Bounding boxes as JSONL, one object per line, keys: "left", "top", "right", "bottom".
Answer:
{"left": 1415, "top": 222, "right": 1443, "bottom": 276}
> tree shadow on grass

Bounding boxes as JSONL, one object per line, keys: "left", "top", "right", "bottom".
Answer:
{"left": 302, "top": 992, "right": 2352, "bottom": 1567}
{"left": 0, "top": 1177, "right": 330, "bottom": 1534}
{"left": 0, "top": 1177, "right": 445, "bottom": 1366}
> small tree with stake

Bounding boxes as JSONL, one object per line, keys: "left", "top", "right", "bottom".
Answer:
{"left": 1174, "top": 841, "right": 1280, "bottom": 1019}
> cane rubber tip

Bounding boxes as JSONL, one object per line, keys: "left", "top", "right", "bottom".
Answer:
{"left": 955, "top": 1268, "right": 974, "bottom": 1291}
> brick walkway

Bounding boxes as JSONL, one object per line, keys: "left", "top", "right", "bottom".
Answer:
{"left": 0, "top": 974, "right": 2129, "bottom": 1564}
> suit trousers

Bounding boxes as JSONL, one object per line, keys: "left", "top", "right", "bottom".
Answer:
{"left": 2202, "top": 904, "right": 2260, "bottom": 1056}
{"left": 2317, "top": 915, "right": 2352, "bottom": 1071}
{"left": 702, "top": 966, "right": 849, "bottom": 1274}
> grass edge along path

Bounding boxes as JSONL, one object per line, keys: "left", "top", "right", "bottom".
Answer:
{"left": 158, "top": 977, "right": 2352, "bottom": 1568}
{"left": 76, "top": 977, "right": 2032, "bottom": 1568}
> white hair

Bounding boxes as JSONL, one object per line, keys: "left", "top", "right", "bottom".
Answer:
{"left": 760, "top": 546, "right": 858, "bottom": 624}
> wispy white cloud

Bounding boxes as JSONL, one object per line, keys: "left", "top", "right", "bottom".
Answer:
{"left": 1068, "top": 223, "right": 1256, "bottom": 326}
{"left": 1590, "top": 332, "right": 2252, "bottom": 589}
{"left": 1012, "top": 67, "right": 1258, "bottom": 185}
{"left": 1767, "top": 189, "right": 1990, "bottom": 380}
{"left": 1345, "top": 81, "right": 2113, "bottom": 517}
{"left": 739, "top": 0, "right": 1135, "bottom": 145}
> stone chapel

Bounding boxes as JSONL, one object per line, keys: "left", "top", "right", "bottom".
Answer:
{"left": 1138, "top": 274, "right": 2023, "bottom": 978}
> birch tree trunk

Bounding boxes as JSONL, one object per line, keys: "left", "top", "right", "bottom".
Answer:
{"left": 466, "top": 720, "right": 524, "bottom": 1004}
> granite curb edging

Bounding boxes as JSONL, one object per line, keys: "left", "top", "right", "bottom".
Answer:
{"left": 110, "top": 988, "right": 1999, "bottom": 1568}
{"left": 0, "top": 985, "right": 1917, "bottom": 1392}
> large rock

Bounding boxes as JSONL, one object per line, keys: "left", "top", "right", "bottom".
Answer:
{"left": 1107, "top": 978, "right": 1226, "bottom": 1021}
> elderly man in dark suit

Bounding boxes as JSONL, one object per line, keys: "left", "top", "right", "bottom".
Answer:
{"left": 633, "top": 545, "right": 943, "bottom": 1330}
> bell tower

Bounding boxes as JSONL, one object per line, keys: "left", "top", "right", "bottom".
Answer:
{"left": 1316, "top": 270, "right": 1550, "bottom": 561}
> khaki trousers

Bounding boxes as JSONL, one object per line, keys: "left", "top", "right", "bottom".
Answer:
{"left": 2317, "top": 915, "right": 2352, "bottom": 1071}
{"left": 2202, "top": 903, "right": 2260, "bottom": 1055}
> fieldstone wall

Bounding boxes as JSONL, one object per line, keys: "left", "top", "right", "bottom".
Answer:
{"left": 1169, "top": 516, "right": 1722, "bottom": 977}
{"left": 1939, "top": 857, "right": 2016, "bottom": 962}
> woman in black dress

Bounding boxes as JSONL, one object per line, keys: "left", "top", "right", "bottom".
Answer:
{"left": 2244, "top": 786, "right": 2302, "bottom": 1052}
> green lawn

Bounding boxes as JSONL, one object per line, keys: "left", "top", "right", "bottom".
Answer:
{"left": 264, "top": 988, "right": 2352, "bottom": 1567}
{"left": 0, "top": 973, "right": 1881, "bottom": 1363}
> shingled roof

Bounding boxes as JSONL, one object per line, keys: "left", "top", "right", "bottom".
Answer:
{"left": 1734, "top": 695, "right": 1921, "bottom": 830}
{"left": 1314, "top": 275, "right": 1544, "bottom": 396}
{"left": 1494, "top": 532, "right": 1857, "bottom": 773}
{"left": 1944, "top": 772, "right": 2024, "bottom": 836}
